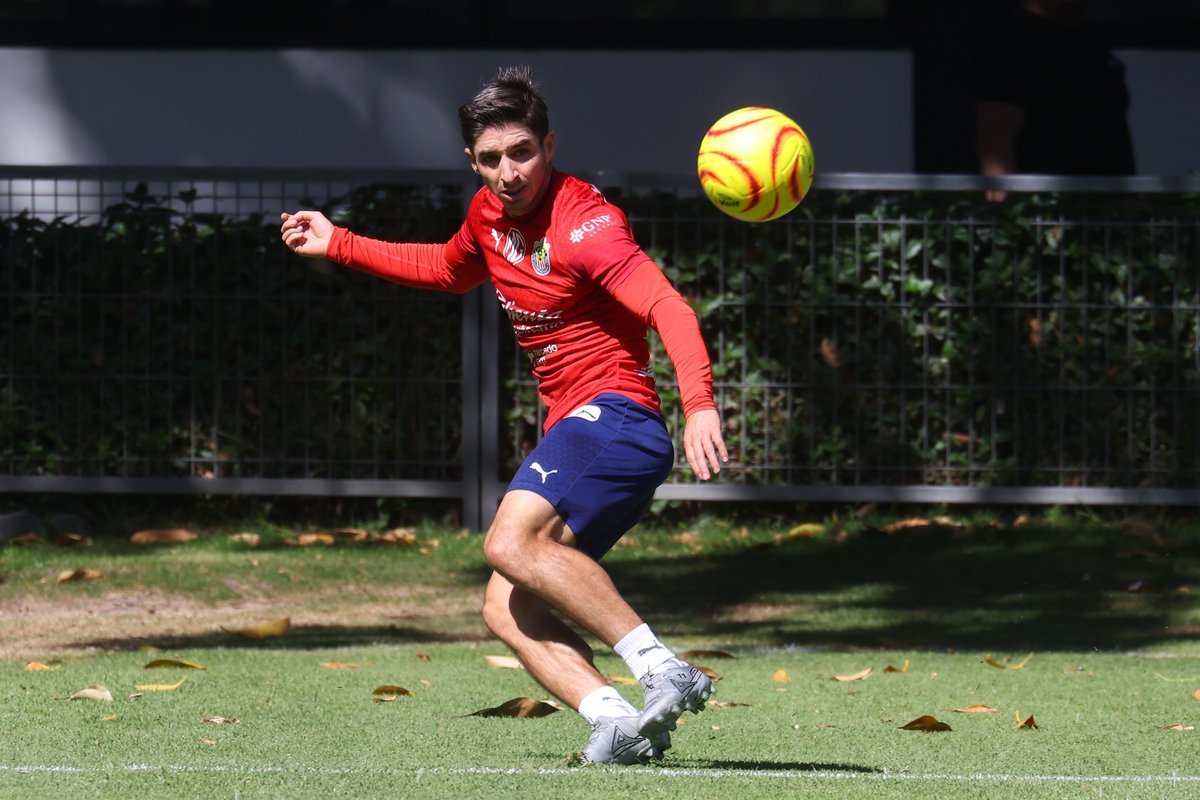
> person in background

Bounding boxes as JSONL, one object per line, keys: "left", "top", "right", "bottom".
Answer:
{"left": 973, "top": 0, "right": 1135, "bottom": 201}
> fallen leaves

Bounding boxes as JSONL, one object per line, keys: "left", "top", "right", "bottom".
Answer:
{"left": 202, "top": 715, "right": 239, "bottom": 725}
{"left": 1015, "top": 712, "right": 1039, "bottom": 730}
{"left": 469, "top": 697, "right": 560, "bottom": 718}
{"left": 1158, "top": 723, "right": 1196, "bottom": 731}
{"left": 56, "top": 567, "right": 102, "bottom": 584}
{"left": 321, "top": 661, "right": 360, "bottom": 670}
{"left": 144, "top": 659, "right": 205, "bottom": 670}
{"left": 222, "top": 617, "right": 291, "bottom": 639}
{"left": 900, "top": 715, "right": 952, "bottom": 732}
{"left": 484, "top": 655, "right": 524, "bottom": 670}
{"left": 952, "top": 705, "right": 998, "bottom": 714}
{"left": 984, "top": 652, "right": 1035, "bottom": 671}
{"left": 131, "top": 528, "right": 197, "bottom": 545}
{"left": 678, "top": 649, "right": 737, "bottom": 661}
{"left": 70, "top": 684, "right": 113, "bottom": 702}
{"left": 771, "top": 669, "right": 791, "bottom": 683}
{"left": 134, "top": 677, "right": 187, "bottom": 692}
{"left": 371, "top": 685, "right": 413, "bottom": 702}
{"left": 25, "top": 661, "right": 62, "bottom": 672}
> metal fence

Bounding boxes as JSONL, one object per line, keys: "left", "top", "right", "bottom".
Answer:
{"left": 3, "top": 167, "right": 1200, "bottom": 530}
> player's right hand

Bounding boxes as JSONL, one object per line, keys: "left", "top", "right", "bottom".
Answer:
{"left": 280, "top": 210, "right": 334, "bottom": 258}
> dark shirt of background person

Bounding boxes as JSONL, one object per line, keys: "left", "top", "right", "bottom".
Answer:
{"left": 972, "top": 0, "right": 1135, "bottom": 200}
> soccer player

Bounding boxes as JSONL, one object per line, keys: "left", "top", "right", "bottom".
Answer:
{"left": 280, "top": 66, "right": 728, "bottom": 765}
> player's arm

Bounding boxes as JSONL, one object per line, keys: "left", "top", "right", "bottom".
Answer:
{"left": 610, "top": 261, "right": 729, "bottom": 480}
{"left": 976, "top": 101, "right": 1025, "bottom": 203}
{"left": 280, "top": 210, "right": 486, "bottom": 294}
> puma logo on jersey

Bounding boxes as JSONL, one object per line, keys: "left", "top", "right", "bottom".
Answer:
{"left": 529, "top": 462, "right": 558, "bottom": 484}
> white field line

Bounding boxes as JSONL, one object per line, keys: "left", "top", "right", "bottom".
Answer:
{"left": 2, "top": 764, "right": 1200, "bottom": 784}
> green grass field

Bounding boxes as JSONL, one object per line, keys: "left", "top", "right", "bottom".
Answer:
{"left": 2, "top": 507, "right": 1200, "bottom": 798}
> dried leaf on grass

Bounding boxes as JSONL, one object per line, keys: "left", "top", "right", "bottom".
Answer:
{"left": 678, "top": 649, "right": 737, "bottom": 660}
{"left": 772, "top": 669, "right": 791, "bottom": 683}
{"left": 371, "top": 685, "right": 413, "bottom": 702}
{"left": 709, "top": 700, "right": 752, "bottom": 708}
{"left": 202, "top": 715, "right": 239, "bottom": 725}
{"left": 484, "top": 655, "right": 524, "bottom": 670}
{"left": 1159, "top": 723, "right": 1196, "bottom": 731}
{"left": 781, "top": 523, "right": 825, "bottom": 540}
{"left": 885, "top": 660, "right": 911, "bottom": 673}
{"left": 222, "top": 617, "right": 290, "bottom": 639}
{"left": 25, "top": 661, "right": 62, "bottom": 672}
{"left": 900, "top": 715, "right": 952, "bottom": 732}
{"left": 144, "top": 659, "right": 205, "bottom": 670}
{"left": 70, "top": 684, "right": 113, "bottom": 702}
{"left": 952, "top": 705, "right": 998, "bottom": 713}
{"left": 378, "top": 528, "right": 418, "bottom": 545}
{"left": 833, "top": 668, "right": 873, "bottom": 682}
{"left": 131, "top": 528, "right": 197, "bottom": 545}
{"left": 321, "top": 661, "right": 359, "bottom": 669}
{"left": 287, "top": 532, "right": 335, "bottom": 547}
{"left": 1015, "top": 712, "right": 1039, "bottom": 730}
{"left": 56, "top": 568, "right": 102, "bottom": 584}
{"left": 469, "top": 697, "right": 560, "bottom": 718}
{"left": 1192, "top": 689, "right": 1200, "bottom": 700}
{"left": 229, "top": 532, "right": 261, "bottom": 547}
{"left": 135, "top": 676, "right": 187, "bottom": 692}
{"left": 331, "top": 528, "right": 370, "bottom": 542}
{"left": 608, "top": 674, "right": 639, "bottom": 686}
{"left": 56, "top": 532, "right": 91, "bottom": 546}
{"left": 984, "top": 652, "right": 1034, "bottom": 670}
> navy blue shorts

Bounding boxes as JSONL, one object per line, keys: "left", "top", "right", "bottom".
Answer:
{"left": 507, "top": 394, "right": 674, "bottom": 560}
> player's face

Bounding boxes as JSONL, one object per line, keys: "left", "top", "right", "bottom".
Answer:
{"left": 466, "top": 123, "right": 555, "bottom": 218}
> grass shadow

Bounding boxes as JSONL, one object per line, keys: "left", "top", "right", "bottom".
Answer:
{"left": 607, "top": 522, "right": 1200, "bottom": 652}
{"left": 75, "top": 623, "right": 493, "bottom": 654}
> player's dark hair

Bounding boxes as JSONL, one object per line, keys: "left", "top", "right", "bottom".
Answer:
{"left": 458, "top": 66, "right": 550, "bottom": 150}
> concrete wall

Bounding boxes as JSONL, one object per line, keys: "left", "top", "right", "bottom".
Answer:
{"left": 1, "top": 47, "right": 1196, "bottom": 177}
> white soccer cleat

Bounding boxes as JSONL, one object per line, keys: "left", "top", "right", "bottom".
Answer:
{"left": 580, "top": 715, "right": 670, "bottom": 765}
{"left": 637, "top": 663, "right": 714, "bottom": 737}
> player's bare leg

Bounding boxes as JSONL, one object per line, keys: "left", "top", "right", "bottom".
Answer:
{"left": 483, "top": 489, "right": 643, "bottom": 647}
{"left": 483, "top": 489, "right": 712, "bottom": 742}
{"left": 482, "top": 570, "right": 607, "bottom": 709}
{"left": 483, "top": 544, "right": 668, "bottom": 763}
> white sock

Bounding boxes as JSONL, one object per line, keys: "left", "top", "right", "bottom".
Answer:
{"left": 577, "top": 685, "right": 638, "bottom": 725}
{"left": 614, "top": 623, "right": 682, "bottom": 679}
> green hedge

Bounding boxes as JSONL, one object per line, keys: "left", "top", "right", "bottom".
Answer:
{"left": 4, "top": 179, "right": 1199, "bottom": 489}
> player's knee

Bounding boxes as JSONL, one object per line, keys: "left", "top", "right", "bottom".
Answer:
{"left": 481, "top": 592, "right": 514, "bottom": 640}
{"left": 482, "top": 523, "right": 523, "bottom": 578}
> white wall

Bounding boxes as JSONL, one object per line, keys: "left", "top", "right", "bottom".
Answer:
{"left": 0, "top": 48, "right": 911, "bottom": 175}
{"left": 1118, "top": 49, "right": 1200, "bottom": 177}
{"left": 1, "top": 47, "right": 1196, "bottom": 177}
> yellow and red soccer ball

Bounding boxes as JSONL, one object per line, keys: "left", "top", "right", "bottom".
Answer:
{"left": 697, "top": 107, "right": 815, "bottom": 222}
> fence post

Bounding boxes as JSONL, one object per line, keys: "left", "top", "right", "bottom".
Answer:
{"left": 460, "top": 282, "right": 502, "bottom": 532}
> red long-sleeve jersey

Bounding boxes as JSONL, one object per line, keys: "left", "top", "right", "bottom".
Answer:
{"left": 325, "top": 170, "right": 715, "bottom": 432}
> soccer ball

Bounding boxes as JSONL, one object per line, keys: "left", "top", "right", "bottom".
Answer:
{"left": 697, "top": 107, "right": 814, "bottom": 222}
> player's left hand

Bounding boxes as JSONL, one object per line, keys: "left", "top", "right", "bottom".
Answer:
{"left": 683, "top": 408, "right": 729, "bottom": 481}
